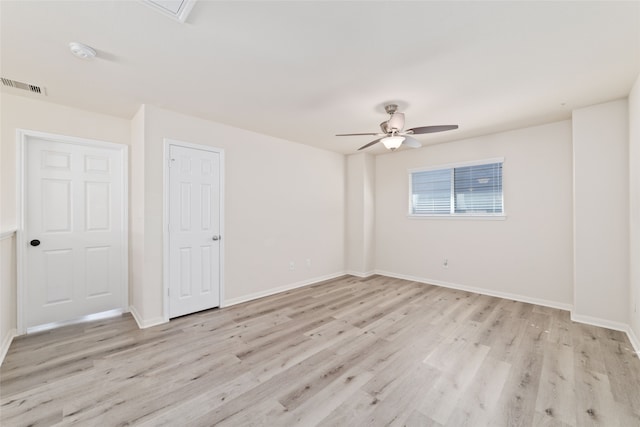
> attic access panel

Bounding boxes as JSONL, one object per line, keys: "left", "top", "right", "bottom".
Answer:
{"left": 142, "top": 0, "right": 196, "bottom": 23}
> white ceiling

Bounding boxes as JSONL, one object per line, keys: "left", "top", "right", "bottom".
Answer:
{"left": 1, "top": 1, "right": 639, "bottom": 154}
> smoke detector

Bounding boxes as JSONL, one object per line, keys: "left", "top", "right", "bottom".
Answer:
{"left": 69, "top": 42, "right": 96, "bottom": 59}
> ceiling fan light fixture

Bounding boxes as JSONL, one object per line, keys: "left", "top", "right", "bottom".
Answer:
{"left": 382, "top": 135, "right": 405, "bottom": 150}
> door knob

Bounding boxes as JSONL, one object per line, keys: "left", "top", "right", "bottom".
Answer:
{"left": 30, "top": 239, "right": 41, "bottom": 247}
{"left": 212, "top": 235, "right": 220, "bottom": 241}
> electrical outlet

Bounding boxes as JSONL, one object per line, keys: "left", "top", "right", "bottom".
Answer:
{"left": 289, "top": 261, "right": 295, "bottom": 271}
{"left": 306, "top": 258, "right": 312, "bottom": 268}
{"left": 443, "top": 258, "right": 449, "bottom": 268}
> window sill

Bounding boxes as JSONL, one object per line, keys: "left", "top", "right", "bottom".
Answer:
{"left": 407, "top": 214, "right": 506, "bottom": 221}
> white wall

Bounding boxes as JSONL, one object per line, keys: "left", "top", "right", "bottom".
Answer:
{"left": 346, "top": 153, "right": 375, "bottom": 276}
{"left": 363, "top": 154, "right": 375, "bottom": 274}
{"left": 573, "top": 99, "right": 629, "bottom": 326}
{"left": 129, "top": 106, "right": 147, "bottom": 322}
{"left": 0, "top": 233, "right": 16, "bottom": 362}
{"left": 0, "top": 93, "right": 131, "bottom": 359}
{"left": 375, "top": 121, "right": 574, "bottom": 307}
{"left": 0, "top": 96, "right": 345, "bottom": 341}
{"left": 130, "top": 105, "right": 345, "bottom": 324}
{"left": 629, "top": 74, "right": 640, "bottom": 345}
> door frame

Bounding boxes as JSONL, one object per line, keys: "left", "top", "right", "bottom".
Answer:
{"left": 16, "top": 129, "right": 129, "bottom": 334}
{"left": 162, "top": 138, "right": 225, "bottom": 322}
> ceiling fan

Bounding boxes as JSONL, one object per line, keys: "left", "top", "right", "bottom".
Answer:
{"left": 336, "top": 104, "right": 459, "bottom": 151}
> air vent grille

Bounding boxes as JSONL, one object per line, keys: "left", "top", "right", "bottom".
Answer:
{"left": 1, "top": 78, "right": 46, "bottom": 95}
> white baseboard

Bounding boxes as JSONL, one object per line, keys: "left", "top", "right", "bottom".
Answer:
{"left": 570, "top": 313, "right": 629, "bottom": 333}
{"left": 0, "top": 328, "right": 17, "bottom": 366}
{"left": 223, "top": 272, "right": 346, "bottom": 307}
{"left": 345, "top": 270, "right": 375, "bottom": 278}
{"left": 571, "top": 313, "right": 640, "bottom": 355}
{"left": 375, "top": 270, "right": 574, "bottom": 312}
{"left": 129, "top": 305, "right": 166, "bottom": 329}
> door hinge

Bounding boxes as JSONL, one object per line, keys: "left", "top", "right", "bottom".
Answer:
{"left": 167, "top": 288, "right": 170, "bottom": 297}
{"left": 168, "top": 158, "right": 175, "bottom": 168}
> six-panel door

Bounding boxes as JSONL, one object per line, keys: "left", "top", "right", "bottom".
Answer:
{"left": 168, "top": 145, "right": 221, "bottom": 318}
{"left": 25, "top": 137, "right": 125, "bottom": 329}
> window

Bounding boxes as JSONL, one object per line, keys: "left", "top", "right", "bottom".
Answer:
{"left": 409, "top": 159, "right": 504, "bottom": 217}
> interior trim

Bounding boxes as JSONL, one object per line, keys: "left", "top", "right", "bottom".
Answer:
{"left": 0, "top": 229, "right": 16, "bottom": 241}
{"left": 223, "top": 272, "right": 347, "bottom": 307}
{"left": 0, "top": 328, "right": 17, "bottom": 366}
{"left": 375, "top": 270, "right": 574, "bottom": 312}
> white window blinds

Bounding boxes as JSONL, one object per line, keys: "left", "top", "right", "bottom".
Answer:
{"left": 411, "top": 168, "right": 452, "bottom": 214}
{"left": 410, "top": 160, "right": 503, "bottom": 216}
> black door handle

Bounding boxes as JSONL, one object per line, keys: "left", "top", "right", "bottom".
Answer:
{"left": 30, "top": 239, "right": 40, "bottom": 247}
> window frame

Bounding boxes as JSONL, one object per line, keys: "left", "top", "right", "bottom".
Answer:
{"left": 408, "top": 157, "right": 505, "bottom": 219}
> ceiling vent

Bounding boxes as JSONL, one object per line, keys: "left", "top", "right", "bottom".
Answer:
{"left": 1, "top": 78, "right": 47, "bottom": 96}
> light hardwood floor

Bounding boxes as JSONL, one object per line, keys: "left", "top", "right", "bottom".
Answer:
{"left": 1, "top": 275, "right": 639, "bottom": 426}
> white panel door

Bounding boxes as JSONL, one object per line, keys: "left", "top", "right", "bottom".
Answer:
{"left": 24, "top": 136, "right": 126, "bottom": 329}
{"left": 169, "top": 145, "right": 221, "bottom": 318}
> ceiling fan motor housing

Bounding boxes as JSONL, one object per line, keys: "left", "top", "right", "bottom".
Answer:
{"left": 379, "top": 104, "right": 405, "bottom": 133}
{"left": 387, "top": 112, "right": 405, "bottom": 132}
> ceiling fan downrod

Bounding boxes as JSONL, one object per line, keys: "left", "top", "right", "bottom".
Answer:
{"left": 384, "top": 104, "right": 399, "bottom": 115}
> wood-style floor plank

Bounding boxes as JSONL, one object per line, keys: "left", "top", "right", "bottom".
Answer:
{"left": 2, "top": 275, "right": 639, "bottom": 426}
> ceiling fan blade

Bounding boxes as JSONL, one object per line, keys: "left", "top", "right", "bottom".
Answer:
{"left": 358, "top": 137, "right": 383, "bottom": 151}
{"left": 406, "top": 125, "right": 459, "bottom": 135}
{"left": 402, "top": 135, "right": 422, "bottom": 148}
{"left": 336, "top": 132, "right": 381, "bottom": 136}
